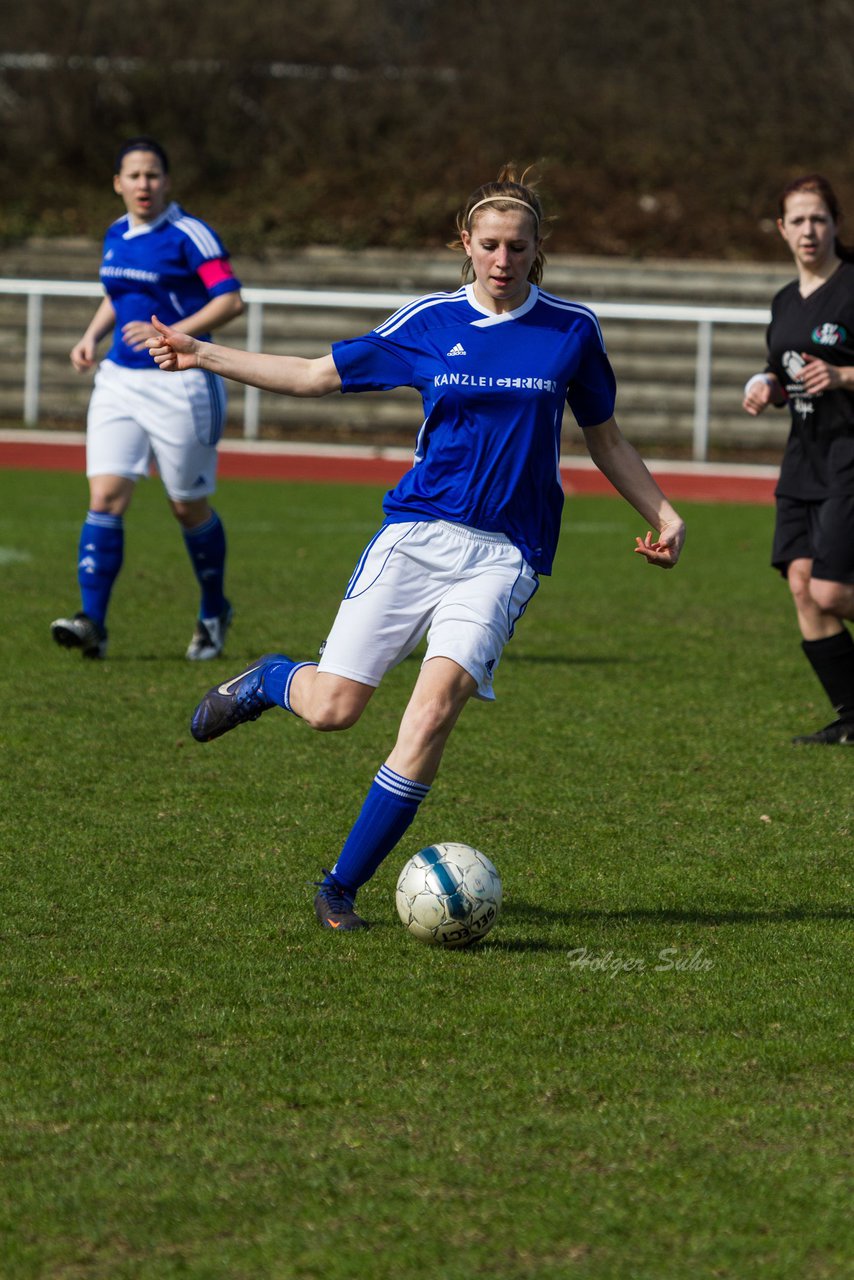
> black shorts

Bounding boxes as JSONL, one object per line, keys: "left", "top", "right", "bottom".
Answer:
{"left": 772, "top": 493, "right": 854, "bottom": 582}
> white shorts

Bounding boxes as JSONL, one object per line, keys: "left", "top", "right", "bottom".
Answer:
{"left": 86, "top": 359, "right": 227, "bottom": 500}
{"left": 317, "top": 520, "right": 540, "bottom": 701}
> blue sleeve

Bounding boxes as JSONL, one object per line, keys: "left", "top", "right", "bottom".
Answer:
{"left": 566, "top": 328, "right": 617, "bottom": 428}
{"left": 175, "top": 213, "right": 242, "bottom": 293}
{"left": 332, "top": 334, "right": 416, "bottom": 393}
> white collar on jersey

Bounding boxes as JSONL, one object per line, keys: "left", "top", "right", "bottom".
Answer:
{"left": 465, "top": 282, "right": 540, "bottom": 327}
{"left": 122, "top": 201, "right": 179, "bottom": 239}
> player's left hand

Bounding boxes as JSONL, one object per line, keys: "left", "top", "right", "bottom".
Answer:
{"left": 798, "top": 353, "right": 842, "bottom": 394}
{"left": 633, "top": 519, "right": 685, "bottom": 568}
{"left": 121, "top": 320, "right": 160, "bottom": 351}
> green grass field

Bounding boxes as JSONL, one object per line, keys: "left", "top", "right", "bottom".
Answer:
{"left": 1, "top": 469, "right": 851, "bottom": 1279}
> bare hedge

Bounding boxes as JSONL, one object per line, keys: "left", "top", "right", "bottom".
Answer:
{"left": 3, "top": 0, "right": 854, "bottom": 258}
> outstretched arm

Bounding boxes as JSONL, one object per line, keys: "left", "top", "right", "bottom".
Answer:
{"left": 123, "top": 291, "right": 245, "bottom": 354}
{"left": 147, "top": 314, "right": 342, "bottom": 397}
{"left": 583, "top": 417, "right": 685, "bottom": 568}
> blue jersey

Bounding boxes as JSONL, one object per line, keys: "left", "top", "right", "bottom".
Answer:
{"left": 99, "top": 202, "right": 241, "bottom": 370}
{"left": 332, "top": 283, "right": 617, "bottom": 574}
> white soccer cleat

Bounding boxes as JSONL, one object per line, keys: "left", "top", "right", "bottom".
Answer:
{"left": 186, "top": 603, "right": 233, "bottom": 661}
{"left": 50, "top": 611, "right": 108, "bottom": 660}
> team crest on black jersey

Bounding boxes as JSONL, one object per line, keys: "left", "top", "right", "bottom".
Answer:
{"left": 782, "top": 350, "right": 814, "bottom": 415}
{"left": 782, "top": 351, "right": 805, "bottom": 382}
{"left": 811, "top": 322, "right": 847, "bottom": 346}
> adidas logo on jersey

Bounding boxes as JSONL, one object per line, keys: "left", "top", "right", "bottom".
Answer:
{"left": 446, "top": 342, "right": 467, "bottom": 357}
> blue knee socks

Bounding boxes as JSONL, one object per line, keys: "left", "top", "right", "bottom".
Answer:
{"left": 262, "top": 660, "right": 317, "bottom": 713}
{"left": 77, "top": 511, "right": 124, "bottom": 627}
{"left": 327, "top": 764, "right": 431, "bottom": 895}
{"left": 183, "top": 511, "right": 227, "bottom": 618}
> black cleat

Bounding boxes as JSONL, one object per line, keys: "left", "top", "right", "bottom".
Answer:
{"left": 190, "top": 653, "right": 286, "bottom": 742}
{"left": 50, "top": 612, "right": 107, "bottom": 659}
{"left": 792, "top": 718, "right": 854, "bottom": 745}
{"left": 313, "top": 874, "right": 370, "bottom": 931}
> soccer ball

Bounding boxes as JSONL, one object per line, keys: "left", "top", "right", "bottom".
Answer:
{"left": 395, "top": 843, "right": 502, "bottom": 948}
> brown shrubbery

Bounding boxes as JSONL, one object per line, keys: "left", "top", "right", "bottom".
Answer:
{"left": 3, "top": 0, "right": 854, "bottom": 259}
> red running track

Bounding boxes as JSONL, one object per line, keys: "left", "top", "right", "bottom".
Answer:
{"left": 0, "top": 433, "right": 778, "bottom": 505}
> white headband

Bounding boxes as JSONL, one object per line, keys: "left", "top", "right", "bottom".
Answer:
{"left": 467, "top": 195, "right": 540, "bottom": 225}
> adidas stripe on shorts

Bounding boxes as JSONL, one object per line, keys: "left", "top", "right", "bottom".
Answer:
{"left": 317, "top": 519, "right": 539, "bottom": 701}
{"left": 86, "top": 358, "right": 227, "bottom": 500}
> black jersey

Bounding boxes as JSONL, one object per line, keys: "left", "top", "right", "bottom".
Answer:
{"left": 766, "top": 262, "right": 854, "bottom": 499}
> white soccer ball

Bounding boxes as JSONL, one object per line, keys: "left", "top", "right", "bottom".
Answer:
{"left": 395, "top": 842, "right": 502, "bottom": 947}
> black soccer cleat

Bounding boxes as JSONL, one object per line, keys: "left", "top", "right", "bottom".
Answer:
{"left": 313, "top": 874, "right": 370, "bottom": 931}
{"left": 792, "top": 718, "right": 854, "bottom": 746}
{"left": 50, "top": 611, "right": 108, "bottom": 659}
{"left": 190, "top": 653, "right": 286, "bottom": 742}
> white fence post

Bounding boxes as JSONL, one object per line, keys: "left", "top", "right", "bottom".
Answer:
{"left": 243, "top": 299, "right": 263, "bottom": 440}
{"left": 24, "top": 291, "right": 43, "bottom": 426}
{"left": 693, "top": 318, "right": 713, "bottom": 463}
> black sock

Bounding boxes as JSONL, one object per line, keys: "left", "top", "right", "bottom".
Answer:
{"left": 801, "top": 630, "right": 854, "bottom": 720}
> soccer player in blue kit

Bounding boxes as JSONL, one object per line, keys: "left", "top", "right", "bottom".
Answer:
{"left": 149, "top": 166, "right": 686, "bottom": 930}
{"left": 51, "top": 137, "right": 244, "bottom": 661}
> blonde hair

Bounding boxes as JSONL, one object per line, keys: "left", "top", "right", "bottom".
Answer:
{"left": 450, "top": 164, "right": 549, "bottom": 285}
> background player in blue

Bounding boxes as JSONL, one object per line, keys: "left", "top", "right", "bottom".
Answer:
{"left": 51, "top": 137, "right": 244, "bottom": 661}
{"left": 743, "top": 173, "right": 854, "bottom": 744}
{"left": 149, "top": 166, "right": 686, "bottom": 930}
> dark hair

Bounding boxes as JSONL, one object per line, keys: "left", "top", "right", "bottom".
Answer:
{"left": 778, "top": 173, "right": 854, "bottom": 263}
{"left": 114, "top": 136, "right": 170, "bottom": 174}
{"left": 450, "top": 164, "right": 550, "bottom": 286}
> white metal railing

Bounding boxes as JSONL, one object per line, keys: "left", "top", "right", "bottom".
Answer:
{"left": 0, "top": 278, "right": 771, "bottom": 461}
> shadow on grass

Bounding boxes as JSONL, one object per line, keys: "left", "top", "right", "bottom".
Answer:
{"left": 459, "top": 899, "right": 854, "bottom": 954}
{"left": 482, "top": 937, "right": 575, "bottom": 953}
{"left": 504, "top": 900, "right": 854, "bottom": 927}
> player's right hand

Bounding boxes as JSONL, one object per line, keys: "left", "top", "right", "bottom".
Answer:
{"left": 742, "top": 385, "right": 772, "bottom": 416}
{"left": 742, "top": 372, "right": 778, "bottom": 417}
{"left": 147, "top": 315, "right": 200, "bottom": 371}
{"left": 70, "top": 339, "right": 96, "bottom": 372}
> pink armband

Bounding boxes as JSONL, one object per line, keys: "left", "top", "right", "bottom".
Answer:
{"left": 197, "top": 258, "right": 236, "bottom": 290}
